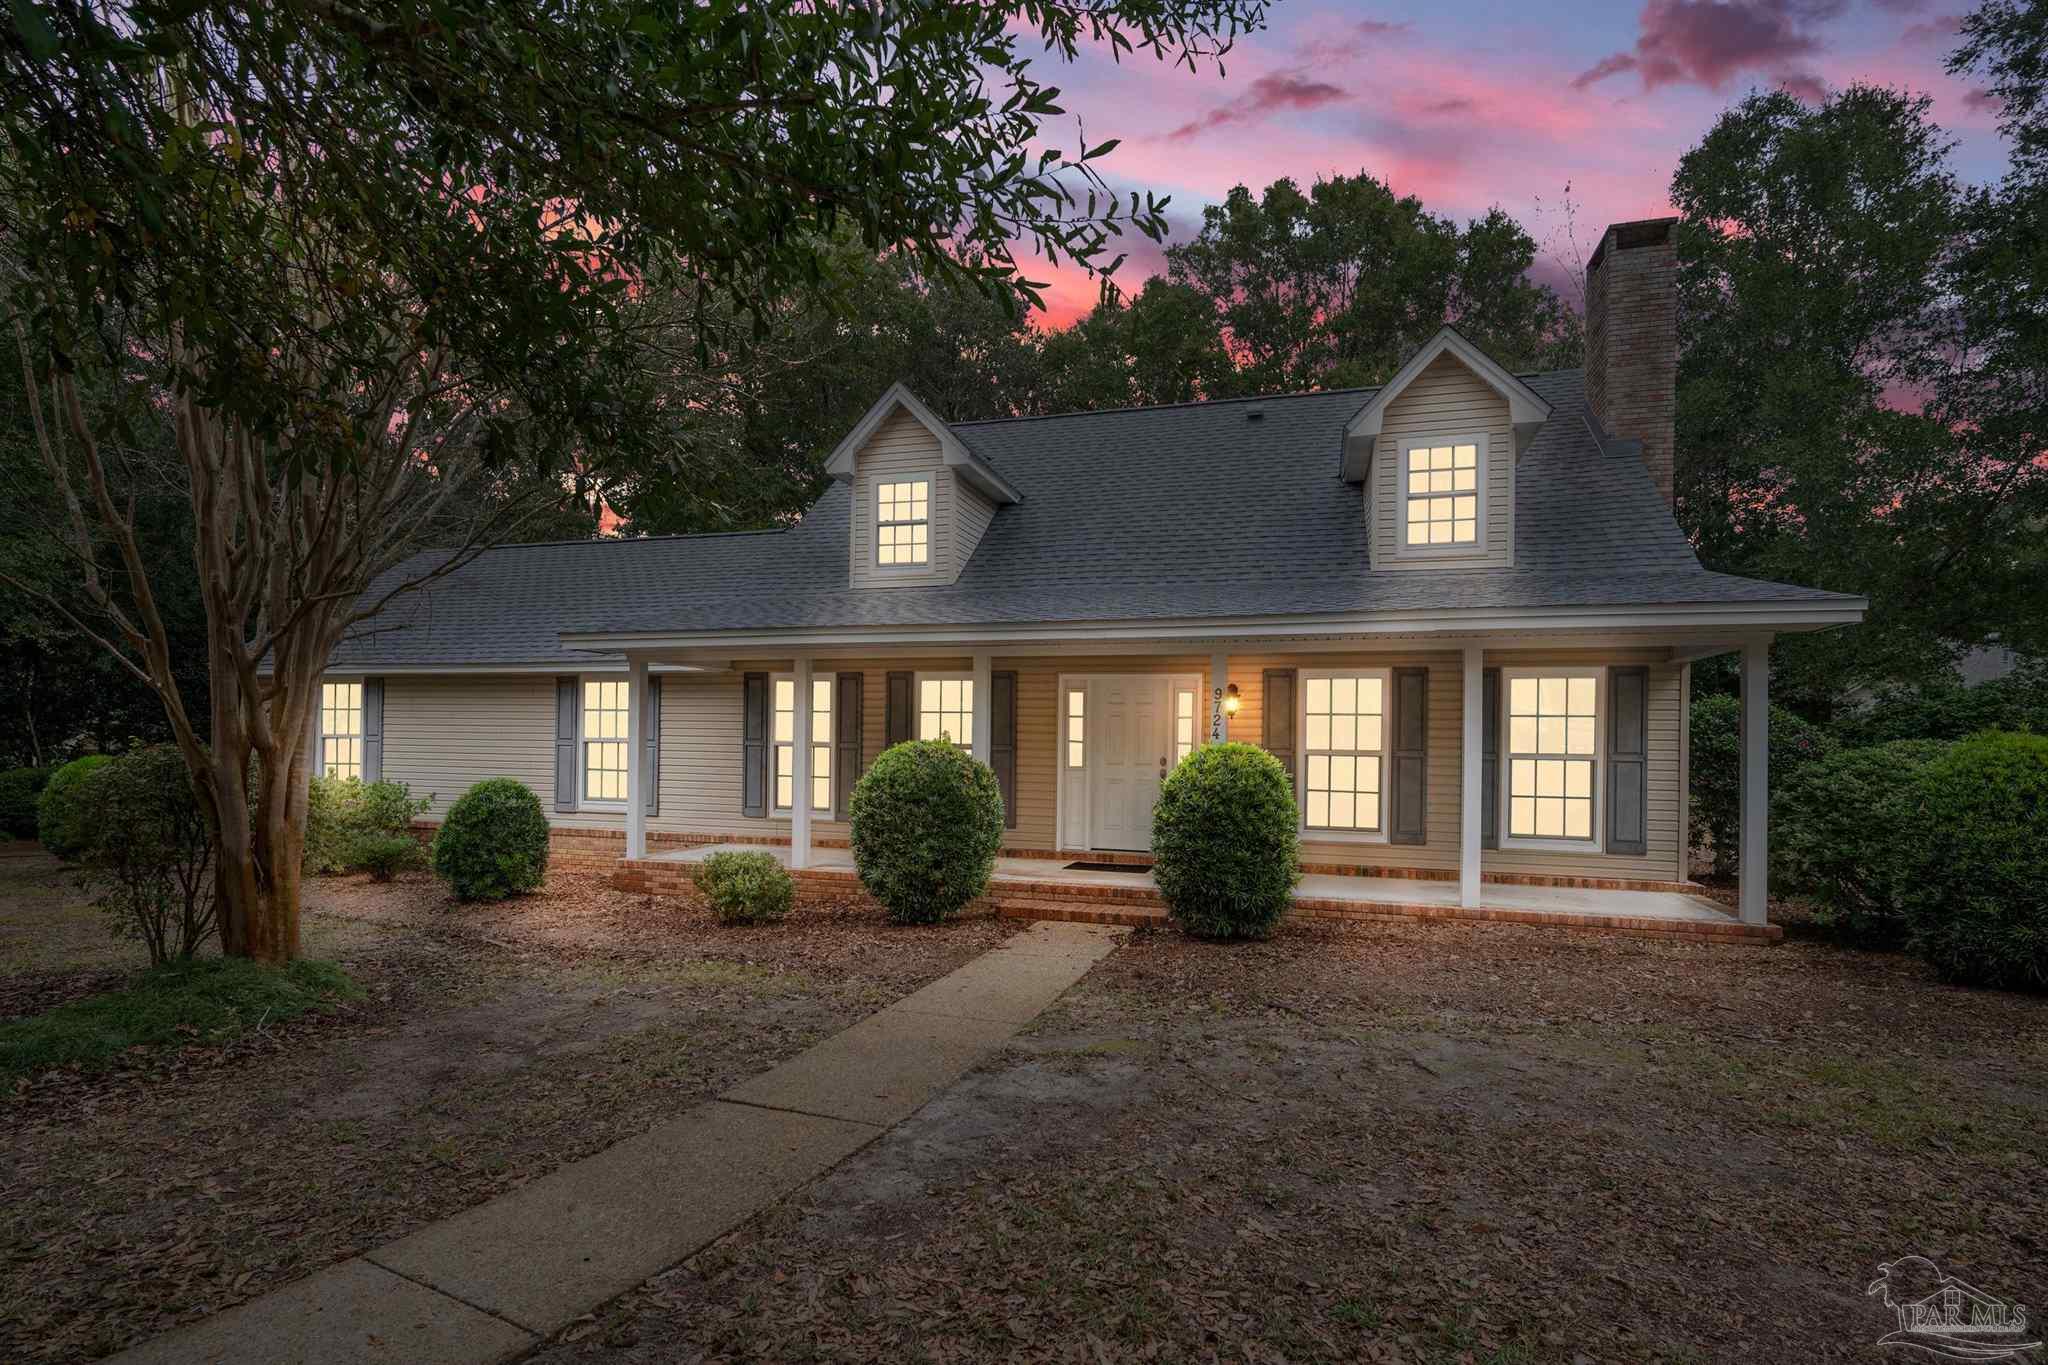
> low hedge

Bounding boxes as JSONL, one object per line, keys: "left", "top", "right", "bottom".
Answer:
{"left": 431, "top": 778, "right": 550, "bottom": 901}
{"left": 695, "top": 850, "right": 794, "bottom": 924}
{"left": 1151, "top": 742, "right": 1300, "bottom": 940}
{"left": 1898, "top": 732, "right": 2048, "bottom": 992}
{"left": 37, "top": 755, "right": 114, "bottom": 861}
{"left": 848, "top": 740, "right": 1004, "bottom": 924}
{"left": 0, "top": 766, "right": 51, "bottom": 839}
{"left": 1774, "top": 739, "right": 1950, "bottom": 946}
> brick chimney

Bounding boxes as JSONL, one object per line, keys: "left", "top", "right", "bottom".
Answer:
{"left": 1584, "top": 217, "right": 1679, "bottom": 504}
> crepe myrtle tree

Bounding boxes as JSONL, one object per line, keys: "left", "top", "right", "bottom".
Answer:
{"left": 0, "top": 0, "right": 1263, "bottom": 960}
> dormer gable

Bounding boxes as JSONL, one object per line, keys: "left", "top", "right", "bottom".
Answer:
{"left": 1341, "top": 327, "right": 1551, "bottom": 572}
{"left": 826, "top": 383, "right": 1020, "bottom": 589}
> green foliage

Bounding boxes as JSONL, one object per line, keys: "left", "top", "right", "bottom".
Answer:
{"left": 695, "top": 850, "right": 795, "bottom": 925}
{"left": 1163, "top": 174, "right": 1580, "bottom": 395}
{"left": 305, "top": 775, "right": 434, "bottom": 875}
{"left": 1835, "top": 668, "right": 2048, "bottom": 747}
{"left": 1150, "top": 742, "right": 1301, "bottom": 941}
{"left": 1687, "top": 695, "right": 1834, "bottom": 877}
{"left": 352, "top": 832, "right": 427, "bottom": 883}
{"left": 431, "top": 779, "right": 551, "bottom": 902}
{"left": 0, "top": 958, "right": 360, "bottom": 1080}
{"left": 848, "top": 741, "right": 1004, "bottom": 925}
{"left": 37, "top": 755, "right": 113, "bottom": 861}
{"left": 0, "top": 766, "right": 51, "bottom": 839}
{"left": 76, "top": 745, "right": 219, "bottom": 964}
{"left": 1897, "top": 733, "right": 2048, "bottom": 991}
{"left": 1775, "top": 740, "right": 1951, "bottom": 946}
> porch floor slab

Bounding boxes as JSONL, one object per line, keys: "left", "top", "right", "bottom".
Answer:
{"left": 644, "top": 844, "right": 1742, "bottom": 929}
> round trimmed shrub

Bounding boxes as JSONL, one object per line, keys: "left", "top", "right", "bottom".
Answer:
{"left": 848, "top": 740, "right": 1003, "bottom": 924}
{"left": 1897, "top": 732, "right": 2048, "bottom": 992}
{"left": 1150, "top": 741, "right": 1300, "bottom": 940}
{"left": 38, "top": 755, "right": 114, "bottom": 861}
{"left": 353, "top": 831, "right": 427, "bottom": 882}
{"left": 0, "top": 766, "right": 52, "bottom": 840}
{"left": 695, "top": 850, "right": 794, "bottom": 925}
{"left": 1774, "top": 738, "right": 1950, "bottom": 946}
{"left": 431, "top": 778, "right": 550, "bottom": 901}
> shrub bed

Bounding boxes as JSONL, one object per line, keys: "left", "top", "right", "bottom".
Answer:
{"left": 431, "top": 778, "right": 550, "bottom": 901}
{"left": 76, "top": 745, "right": 219, "bottom": 963}
{"left": 1687, "top": 694, "right": 1833, "bottom": 877}
{"left": 1151, "top": 742, "right": 1300, "bottom": 940}
{"left": 305, "top": 774, "right": 433, "bottom": 875}
{"left": 37, "top": 754, "right": 114, "bottom": 861}
{"left": 848, "top": 740, "right": 1004, "bottom": 924}
{"left": 1898, "top": 732, "right": 2048, "bottom": 992}
{"left": 0, "top": 766, "right": 51, "bottom": 839}
{"left": 695, "top": 850, "right": 794, "bottom": 924}
{"left": 1773, "top": 738, "right": 1950, "bottom": 946}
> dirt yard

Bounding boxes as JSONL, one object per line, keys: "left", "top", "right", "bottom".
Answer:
{"left": 0, "top": 848, "right": 1017, "bottom": 1364}
{"left": 532, "top": 917, "right": 2048, "bottom": 1365}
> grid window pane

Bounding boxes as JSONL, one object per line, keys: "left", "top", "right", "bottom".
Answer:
{"left": 1301, "top": 673, "right": 1385, "bottom": 831}
{"left": 771, "top": 673, "right": 832, "bottom": 812}
{"left": 876, "top": 479, "right": 930, "bottom": 566}
{"left": 1403, "top": 443, "right": 1479, "bottom": 546}
{"left": 1174, "top": 688, "right": 1196, "bottom": 763}
{"left": 320, "top": 683, "right": 364, "bottom": 781}
{"left": 1505, "top": 673, "right": 1597, "bottom": 840}
{"left": 1066, "top": 690, "right": 1085, "bottom": 769}
{"left": 582, "top": 679, "right": 631, "bottom": 802}
{"left": 918, "top": 677, "right": 973, "bottom": 749}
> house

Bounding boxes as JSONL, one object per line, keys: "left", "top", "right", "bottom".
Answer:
{"left": 313, "top": 218, "right": 1864, "bottom": 933}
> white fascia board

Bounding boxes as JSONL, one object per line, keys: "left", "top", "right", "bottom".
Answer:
{"left": 1340, "top": 326, "right": 1552, "bottom": 482}
{"left": 822, "top": 381, "right": 1020, "bottom": 504}
{"left": 560, "top": 597, "right": 1868, "bottom": 653}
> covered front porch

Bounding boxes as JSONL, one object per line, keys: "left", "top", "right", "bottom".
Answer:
{"left": 620, "top": 841, "right": 1776, "bottom": 942}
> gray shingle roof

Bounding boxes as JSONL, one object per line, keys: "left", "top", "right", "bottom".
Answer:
{"left": 330, "top": 369, "right": 1859, "bottom": 669}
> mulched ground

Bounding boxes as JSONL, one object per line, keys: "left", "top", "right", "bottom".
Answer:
{"left": 535, "top": 918, "right": 2048, "bottom": 1364}
{"left": 0, "top": 855, "right": 1016, "bottom": 1364}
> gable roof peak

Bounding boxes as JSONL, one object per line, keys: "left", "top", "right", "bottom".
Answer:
{"left": 823, "top": 382, "right": 1020, "bottom": 504}
{"left": 1339, "top": 325, "right": 1553, "bottom": 482}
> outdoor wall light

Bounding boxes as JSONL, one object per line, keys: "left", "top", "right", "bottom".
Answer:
{"left": 1223, "top": 683, "right": 1241, "bottom": 716}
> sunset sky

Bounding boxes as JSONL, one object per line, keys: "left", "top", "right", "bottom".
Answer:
{"left": 1025, "top": 0, "right": 2014, "bottom": 325}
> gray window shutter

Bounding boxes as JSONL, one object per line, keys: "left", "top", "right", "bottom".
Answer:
{"left": 833, "top": 672, "right": 864, "bottom": 818}
{"left": 992, "top": 670, "right": 1018, "bottom": 830}
{"left": 1481, "top": 667, "right": 1500, "bottom": 850}
{"left": 741, "top": 672, "right": 768, "bottom": 818}
{"left": 1608, "top": 666, "right": 1649, "bottom": 855}
{"left": 361, "top": 677, "right": 384, "bottom": 784}
{"left": 1261, "top": 669, "right": 1297, "bottom": 794}
{"left": 554, "top": 677, "right": 579, "bottom": 812}
{"left": 1390, "top": 666, "right": 1428, "bottom": 845}
{"left": 642, "top": 675, "right": 661, "bottom": 817}
{"left": 885, "top": 671, "right": 913, "bottom": 747}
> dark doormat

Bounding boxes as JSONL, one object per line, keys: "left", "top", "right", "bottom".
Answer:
{"left": 1062, "top": 861, "right": 1150, "bottom": 874}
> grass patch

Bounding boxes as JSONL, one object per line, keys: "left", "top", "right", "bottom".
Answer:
{"left": 0, "top": 957, "right": 362, "bottom": 1080}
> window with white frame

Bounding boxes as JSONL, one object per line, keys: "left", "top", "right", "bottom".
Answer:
{"left": 1401, "top": 436, "right": 1480, "bottom": 548}
{"left": 771, "top": 675, "right": 833, "bottom": 814}
{"left": 1065, "top": 687, "right": 1085, "bottom": 768}
{"left": 918, "top": 675, "right": 973, "bottom": 748}
{"left": 582, "top": 679, "right": 630, "bottom": 803}
{"left": 1173, "top": 687, "right": 1197, "bottom": 765}
{"left": 1505, "top": 672, "right": 1599, "bottom": 842}
{"left": 1300, "top": 671, "right": 1388, "bottom": 833}
{"left": 876, "top": 477, "right": 930, "bottom": 566}
{"left": 319, "top": 682, "right": 363, "bottom": 780}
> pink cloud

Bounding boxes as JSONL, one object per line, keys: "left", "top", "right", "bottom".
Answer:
{"left": 1574, "top": 0, "right": 1845, "bottom": 94}
{"left": 1168, "top": 70, "right": 1347, "bottom": 139}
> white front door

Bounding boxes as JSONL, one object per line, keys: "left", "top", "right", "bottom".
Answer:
{"left": 1089, "top": 675, "right": 1173, "bottom": 851}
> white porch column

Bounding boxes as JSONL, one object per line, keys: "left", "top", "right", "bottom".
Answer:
{"left": 1738, "top": 636, "right": 1771, "bottom": 926}
{"left": 970, "top": 651, "right": 993, "bottom": 762}
{"left": 1460, "top": 642, "right": 1483, "bottom": 908}
{"left": 1209, "top": 651, "right": 1230, "bottom": 744}
{"left": 791, "top": 654, "right": 812, "bottom": 871}
{"left": 625, "top": 654, "right": 648, "bottom": 860}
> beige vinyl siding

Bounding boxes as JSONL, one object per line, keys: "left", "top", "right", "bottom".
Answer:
{"left": 953, "top": 478, "right": 997, "bottom": 577}
{"left": 381, "top": 650, "right": 1683, "bottom": 880}
{"left": 847, "top": 412, "right": 956, "bottom": 589}
{"left": 1368, "top": 353, "right": 1515, "bottom": 570}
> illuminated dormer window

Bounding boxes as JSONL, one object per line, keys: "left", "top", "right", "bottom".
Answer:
{"left": 877, "top": 478, "right": 930, "bottom": 566}
{"left": 1402, "top": 436, "right": 1482, "bottom": 548}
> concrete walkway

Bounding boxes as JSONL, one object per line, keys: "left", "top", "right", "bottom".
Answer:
{"left": 110, "top": 921, "right": 1126, "bottom": 1365}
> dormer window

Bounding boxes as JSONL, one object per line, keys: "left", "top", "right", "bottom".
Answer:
{"left": 1402, "top": 436, "right": 1482, "bottom": 548}
{"left": 876, "top": 478, "right": 930, "bottom": 567}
